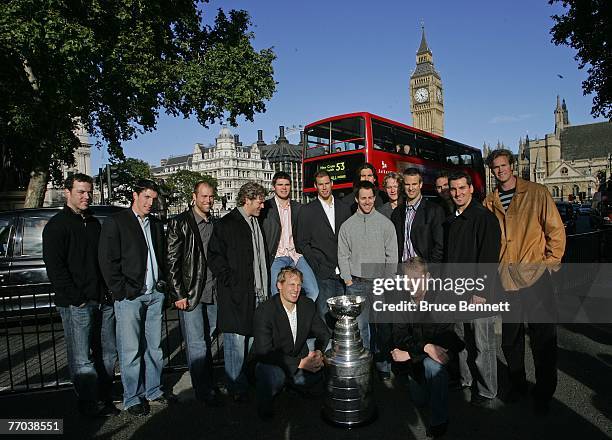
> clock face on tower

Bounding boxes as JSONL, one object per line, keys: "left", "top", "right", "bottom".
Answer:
{"left": 436, "top": 88, "right": 443, "bottom": 103}
{"left": 414, "top": 87, "right": 429, "bottom": 103}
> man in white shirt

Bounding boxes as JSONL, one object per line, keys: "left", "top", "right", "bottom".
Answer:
{"left": 296, "top": 170, "right": 351, "bottom": 327}
{"left": 252, "top": 267, "right": 330, "bottom": 419}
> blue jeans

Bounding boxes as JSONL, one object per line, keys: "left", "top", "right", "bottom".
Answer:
{"left": 223, "top": 333, "right": 253, "bottom": 395}
{"left": 314, "top": 276, "right": 345, "bottom": 330}
{"left": 255, "top": 363, "right": 323, "bottom": 406}
{"left": 114, "top": 291, "right": 165, "bottom": 409}
{"left": 345, "top": 279, "right": 371, "bottom": 351}
{"left": 270, "top": 256, "right": 319, "bottom": 302}
{"left": 58, "top": 302, "right": 117, "bottom": 403}
{"left": 456, "top": 316, "right": 498, "bottom": 399}
{"left": 407, "top": 357, "right": 449, "bottom": 427}
{"left": 179, "top": 303, "right": 217, "bottom": 401}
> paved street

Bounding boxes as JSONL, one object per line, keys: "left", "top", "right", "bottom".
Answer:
{"left": 1, "top": 323, "right": 611, "bottom": 439}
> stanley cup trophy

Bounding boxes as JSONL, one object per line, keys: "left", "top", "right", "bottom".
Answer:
{"left": 323, "top": 295, "right": 376, "bottom": 426}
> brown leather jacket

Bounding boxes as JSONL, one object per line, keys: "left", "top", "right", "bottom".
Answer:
{"left": 484, "top": 177, "right": 566, "bottom": 291}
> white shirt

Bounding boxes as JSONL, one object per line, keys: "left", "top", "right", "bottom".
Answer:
{"left": 284, "top": 305, "right": 298, "bottom": 344}
{"left": 318, "top": 195, "right": 340, "bottom": 274}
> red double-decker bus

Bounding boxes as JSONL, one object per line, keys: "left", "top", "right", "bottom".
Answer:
{"left": 302, "top": 112, "right": 486, "bottom": 200}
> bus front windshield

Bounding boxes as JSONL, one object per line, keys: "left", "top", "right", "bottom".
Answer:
{"left": 305, "top": 117, "right": 366, "bottom": 158}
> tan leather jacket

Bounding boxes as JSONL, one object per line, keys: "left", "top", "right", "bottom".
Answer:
{"left": 484, "top": 177, "right": 566, "bottom": 291}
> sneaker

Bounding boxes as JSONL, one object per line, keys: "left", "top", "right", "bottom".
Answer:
{"left": 127, "top": 402, "right": 150, "bottom": 417}
{"left": 149, "top": 393, "right": 178, "bottom": 406}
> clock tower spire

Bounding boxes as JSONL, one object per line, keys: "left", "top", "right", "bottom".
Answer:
{"left": 410, "top": 25, "right": 444, "bottom": 136}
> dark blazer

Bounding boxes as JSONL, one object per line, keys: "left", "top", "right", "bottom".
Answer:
{"left": 98, "top": 208, "right": 166, "bottom": 301}
{"left": 443, "top": 199, "right": 501, "bottom": 313}
{"left": 295, "top": 197, "right": 351, "bottom": 280}
{"left": 252, "top": 294, "right": 330, "bottom": 376}
{"left": 259, "top": 198, "right": 302, "bottom": 261}
{"left": 391, "top": 198, "right": 445, "bottom": 263}
{"left": 42, "top": 206, "right": 106, "bottom": 307}
{"left": 207, "top": 208, "right": 268, "bottom": 336}
{"left": 167, "top": 208, "right": 216, "bottom": 311}
{"left": 392, "top": 312, "right": 464, "bottom": 383}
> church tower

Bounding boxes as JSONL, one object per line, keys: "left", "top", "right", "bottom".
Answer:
{"left": 410, "top": 25, "right": 444, "bottom": 136}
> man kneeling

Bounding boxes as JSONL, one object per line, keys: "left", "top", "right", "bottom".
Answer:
{"left": 391, "top": 257, "right": 464, "bottom": 438}
{"left": 252, "top": 267, "right": 330, "bottom": 419}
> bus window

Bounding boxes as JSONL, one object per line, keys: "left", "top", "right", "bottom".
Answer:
{"left": 305, "top": 117, "right": 365, "bottom": 158}
{"left": 394, "top": 126, "right": 418, "bottom": 156}
{"left": 460, "top": 154, "right": 473, "bottom": 166}
{"left": 414, "top": 135, "right": 441, "bottom": 161}
{"left": 372, "top": 119, "right": 394, "bottom": 152}
{"left": 443, "top": 143, "right": 464, "bottom": 165}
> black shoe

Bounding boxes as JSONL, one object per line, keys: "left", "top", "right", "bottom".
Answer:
{"left": 149, "top": 393, "right": 178, "bottom": 406}
{"left": 78, "top": 401, "right": 104, "bottom": 418}
{"left": 98, "top": 402, "right": 120, "bottom": 417}
{"left": 470, "top": 394, "right": 497, "bottom": 409}
{"left": 127, "top": 402, "right": 150, "bottom": 417}
{"left": 533, "top": 398, "right": 551, "bottom": 417}
{"left": 257, "top": 403, "right": 275, "bottom": 420}
{"left": 200, "top": 390, "right": 225, "bottom": 407}
{"left": 427, "top": 422, "right": 448, "bottom": 438}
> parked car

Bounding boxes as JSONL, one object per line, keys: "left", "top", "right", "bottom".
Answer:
{"left": 556, "top": 202, "right": 577, "bottom": 235}
{"left": 591, "top": 201, "right": 612, "bottom": 229}
{"left": 0, "top": 205, "right": 124, "bottom": 318}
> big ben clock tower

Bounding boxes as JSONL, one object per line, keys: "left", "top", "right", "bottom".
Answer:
{"left": 410, "top": 26, "right": 444, "bottom": 136}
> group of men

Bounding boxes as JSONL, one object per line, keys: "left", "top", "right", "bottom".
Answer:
{"left": 43, "top": 147, "right": 565, "bottom": 435}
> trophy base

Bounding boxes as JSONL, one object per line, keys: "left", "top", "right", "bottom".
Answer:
{"left": 321, "top": 405, "right": 378, "bottom": 429}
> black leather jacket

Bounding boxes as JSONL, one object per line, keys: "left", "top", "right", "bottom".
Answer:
{"left": 167, "top": 208, "right": 215, "bottom": 311}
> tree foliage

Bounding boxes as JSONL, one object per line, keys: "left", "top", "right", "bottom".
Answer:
{"left": 108, "top": 158, "right": 153, "bottom": 205}
{"left": 164, "top": 169, "right": 217, "bottom": 209}
{"left": 0, "top": 1, "right": 276, "bottom": 205}
{"left": 549, "top": 0, "right": 611, "bottom": 119}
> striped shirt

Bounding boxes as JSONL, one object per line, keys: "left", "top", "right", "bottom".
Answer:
{"left": 499, "top": 188, "right": 515, "bottom": 211}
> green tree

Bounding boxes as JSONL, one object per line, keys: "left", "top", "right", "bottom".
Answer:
{"left": 108, "top": 158, "right": 153, "bottom": 205}
{"left": 549, "top": 0, "right": 611, "bottom": 119}
{"left": 0, "top": 1, "right": 276, "bottom": 206}
{"left": 165, "top": 169, "right": 217, "bottom": 210}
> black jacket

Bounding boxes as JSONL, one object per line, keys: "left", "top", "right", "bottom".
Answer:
{"left": 392, "top": 304, "right": 464, "bottom": 383}
{"left": 443, "top": 199, "right": 501, "bottom": 315}
{"left": 252, "top": 294, "right": 330, "bottom": 376}
{"left": 295, "top": 197, "right": 351, "bottom": 280}
{"left": 207, "top": 208, "right": 269, "bottom": 336}
{"left": 42, "top": 206, "right": 106, "bottom": 307}
{"left": 391, "top": 198, "right": 445, "bottom": 263}
{"left": 167, "top": 208, "right": 216, "bottom": 311}
{"left": 98, "top": 208, "right": 167, "bottom": 301}
{"left": 259, "top": 198, "right": 302, "bottom": 261}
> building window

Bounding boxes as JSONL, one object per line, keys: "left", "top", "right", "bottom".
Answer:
{"left": 561, "top": 167, "right": 568, "bottom": 176}
{"left": 573, "top": 185, "right": 580, "bottom": 196}
{"left": 552, "top": 186, "right": 560, "bottom": 197}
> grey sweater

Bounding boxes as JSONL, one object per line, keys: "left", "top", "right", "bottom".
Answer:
{"left": 337, "top": 209, "right": 398, "bottom": 281}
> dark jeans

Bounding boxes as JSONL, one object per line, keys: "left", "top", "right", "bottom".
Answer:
{"left": 179, "top": 303, "right": 217, "bottom": 401}
{"left": 314, "top": 275, "right": 345, "bottom": 330}
{"left": 502, "top": 272, "right": 558, "bottom": 401}
{"left": 407, "top": 358, "right": 449, "bottom": 426}
{"left": 255, "top": 363, "right": 323, "bottom": 406}
{"left": 58, "top": 301, "right": 117, "bottom": 404}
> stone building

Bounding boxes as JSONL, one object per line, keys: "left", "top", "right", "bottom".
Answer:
{"left": 515, "top": 96, "right": 612, "bottom": 201}
{"left": 259, "top": 126, "right": 303, "bottom": 201}
{"left": 151, "top": 126, "right": 274, "bottom": 212}
{"left": 410, "top": 26, "right": 444, "bottom": 137}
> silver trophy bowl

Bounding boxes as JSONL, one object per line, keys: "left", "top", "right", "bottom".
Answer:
{"left": 322, "top": 295, "right": 375, "bottom": 427}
